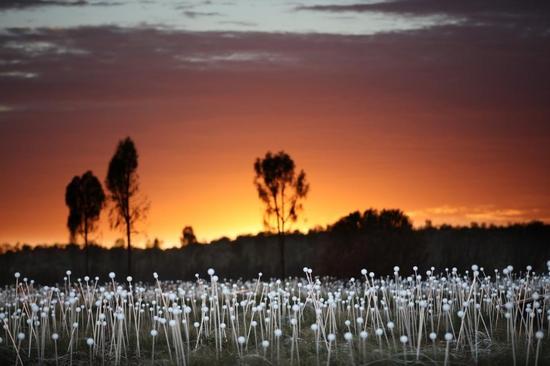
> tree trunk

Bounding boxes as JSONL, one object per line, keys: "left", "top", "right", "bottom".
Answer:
{"left": 84, "top": 221, "right": 89, "bottom": 275}
{"left": 126, "top": 219, "right": 132, "bottom": 277}
{"left": 279, "top": 233, "right": 285, "bottom": 279}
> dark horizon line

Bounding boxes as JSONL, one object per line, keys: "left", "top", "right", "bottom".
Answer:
{"left": 1, "top": 217, "right": 547, "bottom": 252}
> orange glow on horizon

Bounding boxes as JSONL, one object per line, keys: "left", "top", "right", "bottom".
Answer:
{"left": 1, "top": 27, "right": 549, "bottom": 246}
{"left": 1, "top": 122, "right": 547, "bottom": 249}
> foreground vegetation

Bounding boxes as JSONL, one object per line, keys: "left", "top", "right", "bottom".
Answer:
{"left": 1, "top": 263, "right": 549, "bottom": 365}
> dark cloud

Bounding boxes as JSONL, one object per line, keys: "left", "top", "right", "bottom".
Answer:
{"left": 0, "top": 0, "right": 121, "bottom": 9}
{"left": 183, "top": 10, "right": 222, "bottom": 18}
{"left": 1, "top": 24, "right": 549, "bottom": 136}
{"left": 296, "top": 0, "right": 550, "bottom": 29}
{"left": 92, "top": 0, "right": 122, "bottom": 5}
{"left": 295, "top": 0, "right": 550, "bottom": 15}
{"left": 218, "top": 20, "right": 257, "bottom": 27}
{"left": 0, "top": 0, "right": 85, "bottom": 9}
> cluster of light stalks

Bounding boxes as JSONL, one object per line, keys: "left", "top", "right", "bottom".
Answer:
{"left": 1, "top": 263, "right": 549, "bottom": 365}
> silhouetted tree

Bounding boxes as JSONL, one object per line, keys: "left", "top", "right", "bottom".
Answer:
{"left": 330, "top": 211, "right": 362, "bottom": 234}
{"left": 180, "top": 226, "right": 197, "bottom": 247}
{"left": 152, "top": 238, "right": 162, "bottom": 249}
{"left": 64, "top": 171, "right": 105, "bottom": 274}
{"left": 105, "top": 137, "right": 148, "bottom": 277}
{"left": 254, "top": 151, "right": 309, "bottom": 278}
{"left": 378, "top": 209, "right": 412, "bottom": 231}
{"left": 66, "top": 209, "right": 81, "bottom": 243}
{"left": 330, "top": 208, "right": 412, "bottom": 233}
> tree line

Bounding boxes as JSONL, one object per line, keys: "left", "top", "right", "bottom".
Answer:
{"left": 0, "top": 214, "right": 547, "bottom": 284}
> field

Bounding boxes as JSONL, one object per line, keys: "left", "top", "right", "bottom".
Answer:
{"left": 1, "top": 264, "right": 549, "bottom": 365}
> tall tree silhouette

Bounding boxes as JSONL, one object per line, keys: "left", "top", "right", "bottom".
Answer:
{"left": 254, "top": 151, "right": 309, "bottom": 278}
{"left": 64, "top": 171, "right": 105, "bottom": 274}
{"left": 106, "top": 137, "right": 148, "bottom": 277}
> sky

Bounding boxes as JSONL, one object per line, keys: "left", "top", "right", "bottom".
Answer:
{"left": 1, "top": 0, "right": 549, "bottom": 247}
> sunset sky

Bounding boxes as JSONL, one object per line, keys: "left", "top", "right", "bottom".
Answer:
{"left": 1, "top": 0, "right": 549, "bottom": 247}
